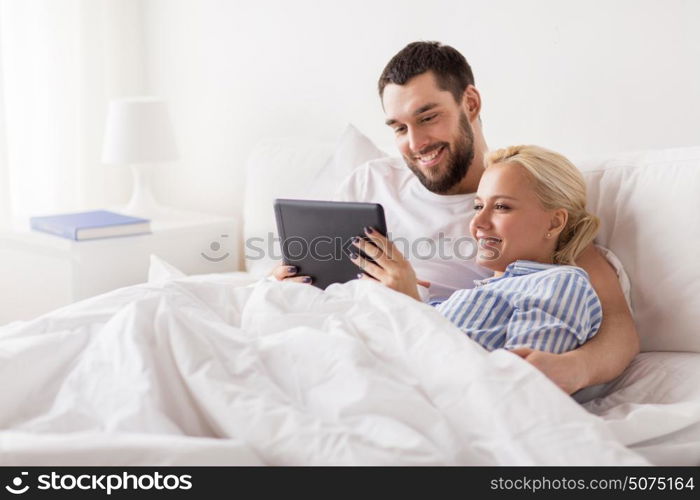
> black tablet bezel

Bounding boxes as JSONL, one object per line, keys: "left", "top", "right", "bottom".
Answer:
{"left": 274, "top": 199, "right": 387, "bottom": 289}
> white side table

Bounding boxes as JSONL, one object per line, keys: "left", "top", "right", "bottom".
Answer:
{"left": 0, "top": 209, "right": 239, "bottom": 325}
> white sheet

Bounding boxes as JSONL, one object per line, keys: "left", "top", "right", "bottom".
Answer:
{"left": 0, "top": 266, "right": 653, "bottom": 465}
{"left": 583, "top": 351, "right": 700, "bottom": 466}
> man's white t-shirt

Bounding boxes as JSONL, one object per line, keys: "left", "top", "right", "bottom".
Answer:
{"left": 334, "top": 156, "right": 492, "bottom": 301}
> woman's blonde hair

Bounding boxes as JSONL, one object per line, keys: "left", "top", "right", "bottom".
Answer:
{"left": 485, "top": 145, "right": 599, "bottom": 265}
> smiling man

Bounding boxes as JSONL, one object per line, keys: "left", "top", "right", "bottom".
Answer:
{"left": 276, "top": 41, "right": 639, "bottom": 396}
{"left": 332, "top": 43, "right": 497, "bottom": 299}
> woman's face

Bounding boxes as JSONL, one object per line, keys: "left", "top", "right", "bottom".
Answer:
{"left": 470, "top": 162, "right": 562, "bottom": 275}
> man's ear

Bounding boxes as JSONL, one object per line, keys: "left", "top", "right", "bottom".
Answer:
{"left": 462, "top": 85, "right": 482, "bottom": 122}
{"left": 548, "top": 209, "right": 569, "bottom": 237}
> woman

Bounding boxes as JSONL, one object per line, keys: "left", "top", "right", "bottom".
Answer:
{"left": 350, "top": 145, "right": 602, "bottom": 354}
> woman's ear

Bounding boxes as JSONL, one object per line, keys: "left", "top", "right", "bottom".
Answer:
{"left": 548, "top": 209, "right": 568, "bottom": 237}
{"left": 462, "top": 85, "right": 482, "bottom": 122}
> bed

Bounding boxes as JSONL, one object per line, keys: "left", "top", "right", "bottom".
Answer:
{"left": 1, "top": 126, "right": 698, "bottom": 465}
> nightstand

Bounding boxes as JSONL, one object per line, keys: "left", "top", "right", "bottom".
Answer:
{"left": 0, "top": 209, "right": 239, "bottom": 325}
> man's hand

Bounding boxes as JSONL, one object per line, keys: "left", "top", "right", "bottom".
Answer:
{"left": 269, "top": 262, "right": 313, "bottom": 284}
{"left": 509, "top": 347, "right": 586, "bottom": 395}
{"left": 350, "top": 227, "right": 422, "bottom": 301}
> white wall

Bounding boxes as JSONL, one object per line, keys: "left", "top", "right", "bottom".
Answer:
{"left": 142, "top": 0, "right": 700, "bottom": 216}
{"left": 1, "top": 0, "right": 148, "bottom": 220}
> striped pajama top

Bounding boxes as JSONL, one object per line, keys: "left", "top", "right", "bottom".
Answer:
{"left": 431, "top": 260, "right": 602, "bottom": 353}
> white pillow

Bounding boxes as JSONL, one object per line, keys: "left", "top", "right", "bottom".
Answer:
{"left": 243, "top": 124, "right": 386, "bottom": 276}
{"left": 578, "top": 146, "right": 700, "bottom": 353}
{"left": 307, "top": 124, "right": 387, "bottom": 198}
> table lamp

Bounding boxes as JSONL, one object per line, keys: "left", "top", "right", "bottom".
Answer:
{"left": 101, "top": 97, "right": 179, "bottom": 218}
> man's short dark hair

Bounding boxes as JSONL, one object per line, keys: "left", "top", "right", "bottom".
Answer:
{"left": 378, "top": 41, "right": 475, "bottom": 103}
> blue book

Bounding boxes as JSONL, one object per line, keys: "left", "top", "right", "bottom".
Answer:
{"left": 30, "top": 210, "right": 151, "bottom": 241}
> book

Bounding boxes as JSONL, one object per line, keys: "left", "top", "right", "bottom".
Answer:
{"left": 30, "top": 210, "right": 151, "bottom": 241}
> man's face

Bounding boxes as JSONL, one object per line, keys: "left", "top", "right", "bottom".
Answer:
{"left": 382, "top": 71, "right": 475, "bottom": 194}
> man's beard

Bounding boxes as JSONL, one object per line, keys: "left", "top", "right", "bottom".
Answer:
{"left": 404, "top": 112, "right": 475, "bottom": 194}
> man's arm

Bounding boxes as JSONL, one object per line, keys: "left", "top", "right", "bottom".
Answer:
{"left": 511, "top": 244, "right": 639, "bottom": 394}
{"left": 572, "top": 244, "right": 640, "bottom": 386}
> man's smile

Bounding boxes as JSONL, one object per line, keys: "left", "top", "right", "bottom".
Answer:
{"left": 414, "top": 144, "right": 446, "bottom": 168}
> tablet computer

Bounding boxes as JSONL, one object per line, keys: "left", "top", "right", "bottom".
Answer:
{"left": 274, "top": 199, "right": 387, "bottom": 289}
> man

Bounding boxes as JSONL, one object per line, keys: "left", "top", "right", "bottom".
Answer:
{"left": 273, "top": 41, "right": 639, "bottom": 395}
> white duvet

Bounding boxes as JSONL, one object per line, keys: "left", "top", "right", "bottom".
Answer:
{"left": 0, "top": 258, "right": 678, "bottom": 465}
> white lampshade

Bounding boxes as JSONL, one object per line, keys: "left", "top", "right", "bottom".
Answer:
{"left": 101, "top": 97, "right": 178, "bottom": 165}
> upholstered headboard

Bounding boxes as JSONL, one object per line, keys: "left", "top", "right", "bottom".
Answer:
{"left": 579, "top": 147, "right": 700, "bottom": 352}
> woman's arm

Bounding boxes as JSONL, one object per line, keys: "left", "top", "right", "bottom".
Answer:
{"left": 505, "top": 268, "right": 602, "bottom": 354}
{"left": 511, "top": 244, "right": 639, "bottom": 393}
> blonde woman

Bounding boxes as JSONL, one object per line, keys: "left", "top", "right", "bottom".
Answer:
{"left": 350, "top": 145, "right": 603, "bottom": 354}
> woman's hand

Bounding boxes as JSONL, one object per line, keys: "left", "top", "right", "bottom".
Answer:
{"left": 269, "top": 262, "right": 313, "bottom": 284}
{"left": 350, "top": 227, "right": 423, "bottom": 301}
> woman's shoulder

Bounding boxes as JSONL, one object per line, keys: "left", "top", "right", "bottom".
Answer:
{"left": 505, "top": 264, "right": 598, "bottom": 315}
{"left": 542, "top": 264, "right": 590, "bottom": 281}
{"left": 512, "top": 261, "right": 593, "bottom": 291}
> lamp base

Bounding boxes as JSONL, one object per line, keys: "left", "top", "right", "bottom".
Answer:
{"left": 120, "top": 164, "right": 170, "bottom": 219}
